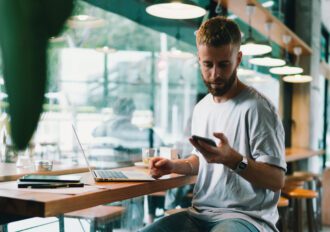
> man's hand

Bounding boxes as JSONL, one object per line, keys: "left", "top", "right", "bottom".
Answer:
{"left": 149, "top": 157, "right": 175, "bottom": 179}
{"left": 189, "top": 132, "right": 242, "bottom": 169}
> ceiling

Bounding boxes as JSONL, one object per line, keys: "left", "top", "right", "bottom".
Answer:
{"left": 83, "top": 0, "right": 210, "bottom": 47}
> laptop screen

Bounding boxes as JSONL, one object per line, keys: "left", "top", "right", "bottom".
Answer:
{"left": 71, "top": 124, "right": 96, "bottom": 177}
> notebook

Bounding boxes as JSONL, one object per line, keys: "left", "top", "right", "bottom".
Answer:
{"left": 72, "top": 125, "right": 155, "bottom": 182}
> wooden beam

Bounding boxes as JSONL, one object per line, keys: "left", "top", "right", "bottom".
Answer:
{"left": 220, "top": 0, "right": 312, "bottom": 55}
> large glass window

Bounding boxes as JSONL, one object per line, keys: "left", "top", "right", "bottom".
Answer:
{"left": 31, "top": 1, "right": 199, "bottom": 168}
{"left": 0, "top": 0, "right": 280, "bottom": 169}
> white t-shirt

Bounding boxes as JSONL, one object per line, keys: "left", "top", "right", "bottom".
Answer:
{"left": 188, "top": 86, "right": 287, "bottom": 232}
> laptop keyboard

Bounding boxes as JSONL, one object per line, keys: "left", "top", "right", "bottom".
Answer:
{"left": 96, "top": 170, "right": 128, "bottom": 179}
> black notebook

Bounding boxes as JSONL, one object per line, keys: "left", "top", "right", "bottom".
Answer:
{"left": 17, "top": 181, "right": 84, "bottom": 188}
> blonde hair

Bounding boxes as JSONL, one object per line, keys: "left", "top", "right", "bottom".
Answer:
{"left": 196, "top": 16, "right": 241, "bottom": 47}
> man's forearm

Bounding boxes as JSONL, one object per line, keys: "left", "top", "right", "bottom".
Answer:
{"left": 228, "top": 149, "right": 285, "bottom": 192}
{"left": 172, "top": 155, "right": 199, "bottom": 175}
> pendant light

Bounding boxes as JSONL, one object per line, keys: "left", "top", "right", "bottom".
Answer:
{"left": 282, "top": 46, "right": 313, "bottom": 83}
{"left": 249, "top": 22, "right": 286, "bottom": 67}
{"left": 282, "top": 74, "right": 313, "bottom": 83}
{"left": 269, "top": 35, "right": 303, "bottom": 75}
{"left": 146, "top": 1, "right": 206, "bottom": 20}
{"left": 240, "top": 4, "right": 272, "bottom": 56}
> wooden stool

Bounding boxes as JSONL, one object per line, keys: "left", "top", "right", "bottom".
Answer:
{"left": 282, "top": 188, "right": 318, "bottom": 232}
{"left": 164, "top": 208, "right": 187, "bottom": 216}
{"left": 64, "top": 205, "right": 125, "bottom": 232}
{"left": 293, "top": 171, "right": 323, "bottom": 230}
{"left": 277, "top": 196, "right": 289, "bottom": 232}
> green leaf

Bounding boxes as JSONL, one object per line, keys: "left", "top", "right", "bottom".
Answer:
{"left": 0, "top": 0, "right": 74, "bottom": 150}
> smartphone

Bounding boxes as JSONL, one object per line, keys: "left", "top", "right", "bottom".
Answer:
{"left": 192, "top": 135, "right": 217, "bottom": 147}
{"left": 19, "top": 174, "right": 81, "bottom": 183}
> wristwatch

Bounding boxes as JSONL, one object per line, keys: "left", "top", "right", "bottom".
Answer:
{"left": 233, "top": 156, "right": 248, "bottom": 174}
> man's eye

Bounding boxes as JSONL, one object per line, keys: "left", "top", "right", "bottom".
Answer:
{"left": 203, "top": 63, "right": 212, "bottom": 68}
{"left": 219, "top": 63, "right": 229, "bottom": 68}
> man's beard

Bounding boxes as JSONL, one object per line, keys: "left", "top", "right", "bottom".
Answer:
{"left": 203, "top": 70, "right": 237, "bottom": 97}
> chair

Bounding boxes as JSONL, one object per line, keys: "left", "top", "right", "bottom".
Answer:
{"left": 64, "top": 205, "right": 125, "bottom": 232}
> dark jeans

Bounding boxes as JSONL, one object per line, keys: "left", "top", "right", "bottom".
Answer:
{"left": 140, "top": 211, "right": 259, "bottom": 232}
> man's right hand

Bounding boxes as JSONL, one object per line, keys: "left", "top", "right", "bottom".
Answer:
{"left": 149, "top": 157, "right": 174, "bottom": 179}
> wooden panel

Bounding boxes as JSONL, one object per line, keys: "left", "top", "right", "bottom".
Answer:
{"left": 221, "top": 0, "right": 312, "bottom": 55}
{"left": 322, "top": 168, "right": 330, "bottom": 225}
{"left": 285, "top": 147, "right": 324, "bottom": 162}
{"left": 291, "top": 84, "right": 310, "bottom": 148}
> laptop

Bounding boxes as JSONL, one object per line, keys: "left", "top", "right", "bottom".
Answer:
{"left": 72, "top": 125, "right": 155, "bottom": 182}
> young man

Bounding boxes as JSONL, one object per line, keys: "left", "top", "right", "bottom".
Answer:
{"left": 141, "top": 16, "right": 286, "bottom": 232}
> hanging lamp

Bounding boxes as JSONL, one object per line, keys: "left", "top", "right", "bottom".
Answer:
{"left": 146, "top": 1, "right": 206, "bottom": 20}
{"left": 282, "top": 74, "right": 312, "bottom": 83}
{"left": 282, "top": 46, "right": 312, "bottom": 83}
{"left": 269, "top": 35, "right": 303, "bottom": 75}
{"left": 240, "top": 4, "right": 272, "bottom": 56}
{"left": 249, "top": 22, "right": 286, "bottom": 67}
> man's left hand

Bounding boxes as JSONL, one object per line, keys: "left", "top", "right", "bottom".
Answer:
{"left": 189, "top": 132, "right": 242, "bottom": 169}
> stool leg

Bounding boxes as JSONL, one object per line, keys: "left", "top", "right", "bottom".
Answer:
{"left": 277, "top": 207, "right": 288, "bottom": 232}
{"left": 293, "top": 199, "right": 303, "bottom": 232}
{"left": 90, "top": 219, "right": 96, "bottom": 232}
{"left": 307, "top": 199, "right": 318, "bottom": 232}
{"left": 316, "top": 179, "right": 322, "bottom": 231}
{"left": 58, "top": 214, "right": 65, "bottom": 232}
{"left": 282, "top": 207, "right": 289, "bottom": 232}
{"left": 103, "top": 223, "right": 113, "bottom": 232}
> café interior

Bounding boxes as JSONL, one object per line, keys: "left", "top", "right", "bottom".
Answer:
{"left": 1, "top": 0, "right": 330, "bottom": 231}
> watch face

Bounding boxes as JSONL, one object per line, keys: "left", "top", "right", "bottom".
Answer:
{"left": 239, "top": 162, "right": 247, "bottom": 169}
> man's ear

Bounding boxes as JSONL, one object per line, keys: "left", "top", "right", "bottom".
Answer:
{"left": 237, "top": 50, "right": 243, "bottom": 65}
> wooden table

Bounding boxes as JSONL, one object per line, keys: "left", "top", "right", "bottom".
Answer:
{"left": 285, "top": 147, "right": 325, "bottom": 163}
{"left": 1, "top": 147, "right": 321, "bottom": 225}
{"left": 0, "top": 166, "right": 196, "bottom": 224}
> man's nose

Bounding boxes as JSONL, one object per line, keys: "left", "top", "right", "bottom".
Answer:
{"left": 211, "top": 66, "right": 221, "bottom": 80}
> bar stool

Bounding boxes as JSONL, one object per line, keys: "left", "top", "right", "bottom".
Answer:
{"left": 293, "top": 171, "right": 323, "bottom": 230}
{"left": 64, "top": 205, "right": 125, "bottom": 232}
{"left": 277, "top": 196, "right": 289, "bottom": 232}
{"left": 282, "top": 188, "right": 318, "bottom": 232}
{"left": 164, "top": 208, "right": 187, "bottom": 216}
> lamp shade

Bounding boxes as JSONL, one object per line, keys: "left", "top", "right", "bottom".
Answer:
{"left": 240, "top": 39, "right": 272, "bottom": 56}
{"left": 269, "top": 65, "right": 303, "bottom": 75}
{"left": 146, "top": 2, "right": 206, "bottom": 19}
{"left": 283, "top": 74, "right": 313, "bottom": 83}
{"left": 249, "top": 56, "right": 285, "bottom": 67}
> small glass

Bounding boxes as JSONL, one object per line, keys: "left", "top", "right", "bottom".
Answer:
{"left": 142, "top": 148, "right": 157, "bottom": 166}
